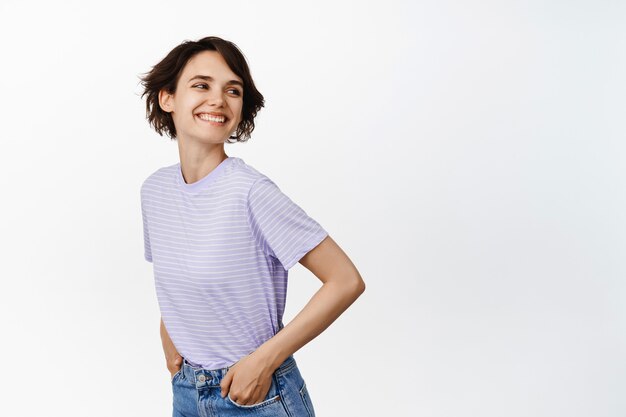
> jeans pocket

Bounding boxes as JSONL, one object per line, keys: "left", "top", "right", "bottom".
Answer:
{"left": 299, "top": 381, "right": 315, "bottom": 417}
{"left": 226, "top": 373, "right": 282, "bottom": 410}
{"left": 170, "top": 368, "right": 182, "bottom": 383}
{"left": 226, "top": 391, "right": 281, "bottom": 410}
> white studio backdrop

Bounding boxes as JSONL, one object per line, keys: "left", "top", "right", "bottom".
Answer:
{"left": 0, "top": 1, "right": 624, "bottom": 416}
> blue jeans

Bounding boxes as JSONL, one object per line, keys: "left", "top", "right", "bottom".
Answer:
{"left": 171, "top": 354, "right": 316, "bottom": 417}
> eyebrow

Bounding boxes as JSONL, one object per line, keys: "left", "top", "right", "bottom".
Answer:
{"left": 187, "top": 75, "right": 243, "bottom": 88}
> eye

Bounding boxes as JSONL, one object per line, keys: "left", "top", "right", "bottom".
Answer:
{"left": 193, "top": 84, "right": 241, "bottom": 96}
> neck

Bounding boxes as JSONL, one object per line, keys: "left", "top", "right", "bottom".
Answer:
{"left": 177, "top": 138, "right": 228, "bottom": 184}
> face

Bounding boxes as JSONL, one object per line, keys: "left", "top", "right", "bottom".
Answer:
{"left": 159, "top": 50, "right": 244, "bottom": 144}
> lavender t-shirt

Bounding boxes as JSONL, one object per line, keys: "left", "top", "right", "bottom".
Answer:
{"left": 140, "top": 156, "right": 328, "bottom": 369}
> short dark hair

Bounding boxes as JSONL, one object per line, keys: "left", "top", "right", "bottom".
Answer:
{"left": 138, "top": 36, "right": 265, "bottom": 143}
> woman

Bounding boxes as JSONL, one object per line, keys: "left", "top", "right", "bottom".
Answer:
{"left": 138, "top": 36, "right": 365, "bottom": 417}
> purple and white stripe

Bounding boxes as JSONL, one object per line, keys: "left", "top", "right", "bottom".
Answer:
{"left": 140, "top": 157, "right": 328, "bottom": 369}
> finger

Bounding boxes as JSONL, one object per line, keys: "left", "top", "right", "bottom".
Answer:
{"left": 220, "top": 370, "right": 233, "bottom": 398}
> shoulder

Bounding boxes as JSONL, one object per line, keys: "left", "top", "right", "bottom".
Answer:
{"left": 140, "top": 162, "right": 178, "bottom": 196}
{"left": 228, "top": 157, "right": 278, "bottom": 193}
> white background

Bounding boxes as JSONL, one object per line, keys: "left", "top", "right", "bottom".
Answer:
{"left": 0, "top": 1, "right": 624, "bottom": 416}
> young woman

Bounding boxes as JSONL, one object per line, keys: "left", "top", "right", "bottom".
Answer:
{"left": 138, "top": 36, "right": 365, "bottom": 417}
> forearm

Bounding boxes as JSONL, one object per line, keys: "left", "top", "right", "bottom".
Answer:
{"left": 255, "top": 278, "right": 365, "bottom": 370}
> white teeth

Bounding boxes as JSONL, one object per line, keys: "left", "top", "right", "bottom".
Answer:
{"left": 197, "top": 113, "right": 226, "bottom": 123}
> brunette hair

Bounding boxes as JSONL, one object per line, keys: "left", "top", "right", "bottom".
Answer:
{"left": 138, "top": 36, "right": 264, "bottom": 143}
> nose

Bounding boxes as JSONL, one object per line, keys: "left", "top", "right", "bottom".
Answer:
{"left": 207, "top": 89, "right": 226, "bottom": 107}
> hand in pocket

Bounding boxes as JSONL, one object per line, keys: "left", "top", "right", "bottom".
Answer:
{"left": 168, "top": 354, "right": 183, "bottom": 381}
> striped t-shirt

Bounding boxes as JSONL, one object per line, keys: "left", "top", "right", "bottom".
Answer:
{"left": 140, "top": 156, "right": 328, "bottom": 369}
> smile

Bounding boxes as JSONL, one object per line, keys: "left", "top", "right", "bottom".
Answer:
{"left": 196, "top": 113, "right": 228, "bottom": 126}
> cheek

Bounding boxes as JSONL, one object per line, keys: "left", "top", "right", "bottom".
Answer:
{"left": 230, "top": 99, "right": 243, "bottom": 116}
{"left": 228, "top": 112, "right": 241, "bottom": 126}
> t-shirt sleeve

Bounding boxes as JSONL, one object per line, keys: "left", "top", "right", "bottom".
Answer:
{"left": 140, "top": 187, "right": 153, "bottom": 263}
{"left": 247, "top": 177, "right": 328, "bottom": 270}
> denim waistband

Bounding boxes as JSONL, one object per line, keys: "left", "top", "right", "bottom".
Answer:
{"left": 178, "top": 354, "right": 297, "bottom": 387}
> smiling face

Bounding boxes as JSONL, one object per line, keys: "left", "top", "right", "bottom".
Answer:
{"left": 158, "top": 50, "right": 244, "bottom": 144}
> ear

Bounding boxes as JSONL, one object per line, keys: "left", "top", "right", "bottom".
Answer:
{"left": 158, "top": 88, "right": 174, "bottom": 113}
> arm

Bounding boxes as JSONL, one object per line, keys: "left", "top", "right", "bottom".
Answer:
{"left": 160, "top": 317, "right": 183, "bottom": 375}
{"left": 254, "top": 235, "right": 366, "bottom": 370}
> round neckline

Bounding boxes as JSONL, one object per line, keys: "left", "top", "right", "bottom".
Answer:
{"left": 176, "top": 157, "right": 234, "bottom": 193}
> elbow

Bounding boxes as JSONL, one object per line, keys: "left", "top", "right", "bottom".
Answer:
{"left": 332, "top": 273, "right": 365, "bottom": 298}
{"left": 352, "top": 275, "right": 366, "bottom": 296}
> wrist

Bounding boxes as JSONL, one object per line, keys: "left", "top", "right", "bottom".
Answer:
{"left": 254, "top": 341, "right": 286, "bottom": 371}
{"left": 165, "top": 350, "right": 181, "bottom": 362}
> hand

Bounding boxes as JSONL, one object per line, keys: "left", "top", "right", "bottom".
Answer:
{"left": 168, "top": 353, "right": 183, "bottom": 380}
{"left": 220, "top": 351, "right": 275, "bottom": 406}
